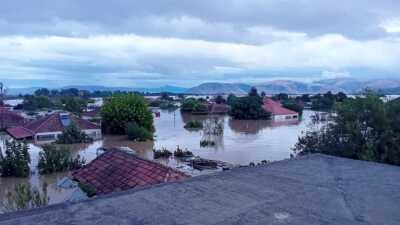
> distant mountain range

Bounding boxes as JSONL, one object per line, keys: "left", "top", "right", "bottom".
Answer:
{"left": 6, "top": 78, "right": 400, "bottom": 95}
{"left": 7, "top": 85, "right": 188, "bottom": 95}
{"left": 188, "top": 78, "right": 400, "bottom": 95}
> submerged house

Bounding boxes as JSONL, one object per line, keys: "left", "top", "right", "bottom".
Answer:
{"left": 7, "top": 112, "right": 101, "bottom": 142}
{"left": 81, "top": 107, "right": 101, "bottom": 122}
{"left": 72, "top": 149, "right": 188, "bottom": 195}
{"left": 263, "top": 98, "right": 299, "bottom": 121}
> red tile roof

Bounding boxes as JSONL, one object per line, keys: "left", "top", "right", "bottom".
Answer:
{"left": 72, "top": 150, "right": 189, "bottom": 195}
{"left": 262, "top": 98, "right": 298, "bottom": 116}
{"left": 24, "top": 112, "right": 100, "bottom": 134}
{"left": 0, "top": 108, "right": 25, "bottom": 129}
{"left": 82, "top": 107, "right": 101, "bottom": 118}
{"left": 6, "top": 126, "right": 34, "bottom": 139}
{"left": 7, "top": 112, "right": 100, "bottom": 138}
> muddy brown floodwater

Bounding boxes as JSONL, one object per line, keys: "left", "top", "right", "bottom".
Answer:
{"left": 0, "top": 109, "right": 315, "bottom": 212}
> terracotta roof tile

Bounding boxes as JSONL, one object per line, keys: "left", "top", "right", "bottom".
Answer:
{"left": 262, "top": 98, "right": 298, "bottom": 116}
{"left": 72, "top": 150, "right": 189, "bottom": 195}
{"left": 6, "top": 126, "right": 34, "bottom": 139}
{"left": 22, "top": 112, "right": 100, "bottom": 134}
{"left": 0, "top": 109, "right": 25, "bottom": 129}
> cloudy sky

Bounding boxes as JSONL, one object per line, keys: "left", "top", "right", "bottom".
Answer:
{"left": 1, "top": 0, "right": 400, "bottom": 88}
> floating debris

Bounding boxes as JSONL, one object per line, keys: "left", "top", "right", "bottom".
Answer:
{"left": 153, "top": 148, "right": 173, "bottom": 159}
{"left": 173, "top": 146, "right": 194, "bottom": 158}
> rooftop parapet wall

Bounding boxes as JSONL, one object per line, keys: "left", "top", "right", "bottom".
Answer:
{"left": 1, "top": 154, "right": 399, "bottom": 225}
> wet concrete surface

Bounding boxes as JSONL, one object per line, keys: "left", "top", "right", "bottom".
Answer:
{"left": 1, "top": 154, "right": 399, "bottom": 225}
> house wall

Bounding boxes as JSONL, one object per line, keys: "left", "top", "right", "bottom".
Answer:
{"left": 272, "top": 113, "right": 299, "bottom": 121}
{"left": 83, "top": 129, "right": 102, "bottom": 140}
{"left": 34, "top": 129, "right": 102, "bottom": 143}
{"left": 35, "top": 131, "right": 62, "bottom": 143}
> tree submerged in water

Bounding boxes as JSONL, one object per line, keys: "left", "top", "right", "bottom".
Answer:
{"left": 229, "top": 87, "right": 271, "bottom": 120}
{"left": 37, "top": 145, "right": 85, "bottom": 174}
{"left": 2, "top": 183, "right": 49, "bottom": 212}
{"left": 101, "top": 93, "right": 154, "bottom": 140}
{"left": 56, "top": 124, "right": 93, "bottom": 144}
{"left": 0, "top": 140, "right": 30, "bottom": 177}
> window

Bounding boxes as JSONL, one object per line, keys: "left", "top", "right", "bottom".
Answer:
{"left": 36, "top": 134, "right": 56, "bottom": 141}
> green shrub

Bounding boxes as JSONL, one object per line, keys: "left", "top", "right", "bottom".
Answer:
{"left": 159, "top": 101, "right": 178, "bottom": 110}
{"left": 78, "top": 182, "right": 97, "bottom": 197}
{"left": 200, "top": 140, "right": 216, "bottom": 147}
{"left": 0, "top": 140, "right": 30, "bottom": 177}
{"left": 3, "top": 183, "right": 49, "bottom": 212}
{"left": 181, "top": 98, "right": 209, "bottom": 114}
{"left": 37, "top": 145, "right": 85, "bottom": 174}
{"left": 56, "top": 124, "right": 93, "bottom": 144}
{"left": 184, "top": 121, "right": 203, "bottom": 129}
{"left": 126, "top": 122, "right": 153, "bottom": 141}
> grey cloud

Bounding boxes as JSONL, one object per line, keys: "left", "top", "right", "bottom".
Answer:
{"left": 1, "top": 0, "right": 399, "bottom": 41}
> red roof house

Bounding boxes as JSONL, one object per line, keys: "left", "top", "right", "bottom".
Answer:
{"left": 0, "top": 107, "right": 25, "bottom": 130}
{"left": 263, "top": 98, "right": 299, "bottom": 121}
{"left": 7, "top": 112, "right": 101, "bottom": 142}
{"left": 72, "top": 149, "right": 188, "bottom": 195}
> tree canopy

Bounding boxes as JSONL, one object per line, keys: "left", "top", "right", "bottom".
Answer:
{"left": 229, "top": 87, "right": 270, "bottom": 120}
{"left": 294, "top": 94, "right": 400, "bottom": 166}
{"left": 101, "top": 93, "right": 154, "bottom": 135}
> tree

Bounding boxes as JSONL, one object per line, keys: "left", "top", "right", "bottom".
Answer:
{"left": 181, "top": 98, "right": 208, "bottom": 114}
{"left": 38, "top": 145, "right": 85, "bottom": 174}
{"left": 60, "top": 88, "right": 79, "bottom": 97}
{"left": 248, "top": 87, "right": 259, "bottom": 97}
{"left": 0, "top": 140, "right": 30, "bottom": 177}
{"left": 126, "top": 122, "right": 153, "bottom": 141}
{"left": 229, "top": 88, "right": 270, "bottom": 120}
{"left": 62, "top": 97, "right": 87, "bottom": 115}
{"left": 34, "top": 88, "right": 50, "bottom": 96}
{"left": 160, "top": 92, "right": 173, "bottom": 101}
{"left": 272, "top": 93, "right": 289, "bottom": 101}
{"left": 214, "top": 95, "right": 226, "bottom": 104}
{"left": 22, "top": 95, "right": 53, "bottom": 111}
{"left": 282, "top": 99, "right": 304, "bottom": 115}
{"left": 227, "top": 94, "right": 237, "bottom": 106}
{"left": 56, "top": 124, "right": 93, "bottom": 144}
{"left": 101, "top": 93, "right": 154, "bottom": 135}
{"left": 294, "top": 93, "right": 400, "bottom": 166}
{"left": 3, "top": 183, "right": 48, "bottom": 212}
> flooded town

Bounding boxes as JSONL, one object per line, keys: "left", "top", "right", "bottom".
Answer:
{"left": 0, "top": 94, "right": 320, "bottom": 211}
{"left": 1, "top": 1, "right": 400, "bottom": 224}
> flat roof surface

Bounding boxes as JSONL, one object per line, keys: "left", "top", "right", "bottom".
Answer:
{"left": 1, "top": 154, "right": 399, "bottom": 225}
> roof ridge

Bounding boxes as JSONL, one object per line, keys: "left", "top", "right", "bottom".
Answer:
{"left": 31, "top": 113, "right": 60, "bottom": 133}
{"left": 107, "top": 149, "right": 188, "bottom": 177}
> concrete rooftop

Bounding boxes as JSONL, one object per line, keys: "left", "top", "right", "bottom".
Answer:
{"left": 0, "top": 154, "right": 399, "bottom": 225}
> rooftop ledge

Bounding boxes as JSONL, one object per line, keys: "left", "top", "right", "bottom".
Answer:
{"left": 0, "top": 154, "right": 399, "bottom": 225}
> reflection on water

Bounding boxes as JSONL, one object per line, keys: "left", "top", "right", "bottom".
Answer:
{"left": 0, "top": 109, "right": 314, "bottom": 212}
